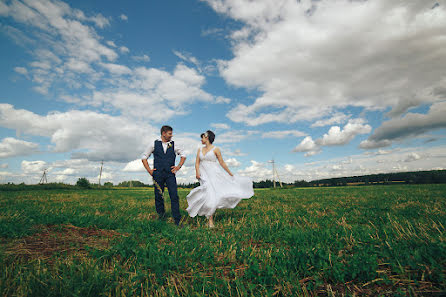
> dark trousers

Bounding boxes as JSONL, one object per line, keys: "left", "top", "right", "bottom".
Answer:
{"left": 153, "top": 171, "right": 181, "bottom": 224}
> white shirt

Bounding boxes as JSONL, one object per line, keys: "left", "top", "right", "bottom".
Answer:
{"left": 141, "top": 139, "right": 186, "bottom": 160}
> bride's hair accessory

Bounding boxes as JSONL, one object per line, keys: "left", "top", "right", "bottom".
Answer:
{"left": 200, "top": 130, "right": 215, "bottom": 144}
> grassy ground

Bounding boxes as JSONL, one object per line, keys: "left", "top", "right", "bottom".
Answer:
{"left": 0, "top": 185, "right": 445, "bottom": 296}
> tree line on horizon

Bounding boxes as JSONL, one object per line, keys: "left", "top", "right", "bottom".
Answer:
{"left": 308, "top": 169, "right": 446, "bottom": 187}
{"left": 1, "top": 170, "right": 445, "bottom": 190}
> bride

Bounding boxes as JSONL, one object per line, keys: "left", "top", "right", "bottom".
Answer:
{"left": 186, "top": 130, "right": 254, "bottom": 227}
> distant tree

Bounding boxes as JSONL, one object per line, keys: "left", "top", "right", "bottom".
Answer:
{"left": 178, "top": 182, "right": 199, "bottom": 188}
{"left": 310, "top": 170, "right": 446, "bottom": 186}
{"left": 104, "top": 182, "right": 113, "bottom": 187}
{"left": 117, "top": 180, "right": 146, "bottom": 187}
{"left": 76, "top": 177, "right": 91, "bottom": 189}
{"left": 294, "top": 180, "right": 310, "bottom": 187}
{"left": 0, "top": 182, "right": 76, "bottom": 191}
{"left": 253, "top": 179, "right": 274, "bottom": 188}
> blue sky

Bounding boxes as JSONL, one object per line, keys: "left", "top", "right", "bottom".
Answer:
{"left": 1, "top": 0, "right": 445, "bottom": 185}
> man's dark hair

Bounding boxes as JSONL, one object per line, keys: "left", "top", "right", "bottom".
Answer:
{"left": 201, "top": 130, "right": 215, "bottom": 144}
{"left": 160, "top": 125, "right": 173, "bottom": 135}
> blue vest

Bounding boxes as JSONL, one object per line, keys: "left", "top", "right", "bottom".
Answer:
{"left": 153, "top": 140, "right": 176, "bottom": 173}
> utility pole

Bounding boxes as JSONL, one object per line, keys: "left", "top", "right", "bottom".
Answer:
{"left": 39, "top": 169, "right": 48, "bottom": 184}
{"left": 268, "top": 159, "right": 283, "bottom": 188}
{"left": 276, "top": 167, "right": 283, "bottom": 188}
{"left": 271, "top": 159, "right": 276, "bottom": 188}
{"left": 98, "top": 160, "right": 103, "bottom": 187}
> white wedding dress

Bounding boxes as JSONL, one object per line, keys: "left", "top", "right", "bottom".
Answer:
{"left": 186, "top": 147, "right": 254, "bottom": 218}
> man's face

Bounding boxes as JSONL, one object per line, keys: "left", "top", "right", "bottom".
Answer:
{"left": 162, "top": 130, "right": 173, "bottom": 142}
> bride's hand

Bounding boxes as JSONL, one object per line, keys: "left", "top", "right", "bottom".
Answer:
{"left": 196, "top": 172, "right": 201, "bottom": 179}
{"left": 229, "top": 172, "right": 233, "bottom": 177}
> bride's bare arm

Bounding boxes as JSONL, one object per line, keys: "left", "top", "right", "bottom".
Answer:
{"left": 195, "top": 149, "right": 201, "bottom": 179}
{"left": 214, "top": 148, "right": 233, "bottom": 176}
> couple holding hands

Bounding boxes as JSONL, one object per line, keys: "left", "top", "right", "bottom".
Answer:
{"left": 142, "top": 125, "right": 254, "bottom": 227}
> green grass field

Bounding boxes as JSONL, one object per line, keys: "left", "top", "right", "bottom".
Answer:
{"left": 0, "top": 185, "right": 445, "bottom": 296}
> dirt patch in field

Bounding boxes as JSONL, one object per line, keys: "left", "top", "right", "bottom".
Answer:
{"left": 3, "top": 224, "right": 127, "bottom": 262}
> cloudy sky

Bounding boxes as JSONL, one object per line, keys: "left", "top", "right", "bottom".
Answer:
{"left": 1, "top": 0, "right": 445, "bottom": 185}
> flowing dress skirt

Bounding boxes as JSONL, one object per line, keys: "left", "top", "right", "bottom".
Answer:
{"left": 186, "top": 159, "right": 253, "bottom": 218}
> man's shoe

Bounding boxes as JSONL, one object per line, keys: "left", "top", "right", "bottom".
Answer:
{"left": 175, "top": 218, "right": 183, "bottom": 227}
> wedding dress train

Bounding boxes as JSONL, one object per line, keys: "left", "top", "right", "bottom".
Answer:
{"left": 186, "top": 147, "right": 254, "bottom": 218}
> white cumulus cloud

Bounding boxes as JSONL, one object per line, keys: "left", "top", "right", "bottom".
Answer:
{"left": 203, "top": 0, "right": 446, "bottom": 137}
{"left": 21, "top": 160, "right": 47, "bottom": 174}
{"left": 226, "top": 158, "right": 241, "bottom": 167}
{"left": 360, "top": 101, "right": 446, "bottom": 149}
{"left": 211, "top": 123, "right": 230, "bottom": 130}
{"left": 0, "top": 137, "right": 39, "bottom": 158}
{"left": 318, "top": 119, "right": 371, "bottom": 146}
{"left": 294, "top": 119, "right": 371, "bottom": 156}
{"left": 14, "top": 66, "right": 28, "bottom": 75}
{"left": 132, "top": 54, "right": 150, "bottom": 62}
{"left": 404, "top": 152, "right": 422, "bottom": 162}
{"left": 0, "top": 104, "right": 158, "bottom": 162}
{"left": 123, "top": 159, "right": 149, "bottom": 172}
{"left": 262, "top": 130, "right": 306, "bottom": 139}
{"left": 1, "top": 0, "right": 117, "bottom": 93}
{"left": 120, "top": 46, "right": 130, "bottom": 54}
{"left": 293, "top": 136, "right": 317, "bottom": 152}
{"left": 237, "top": 160, "right": 271, "bottom": 181}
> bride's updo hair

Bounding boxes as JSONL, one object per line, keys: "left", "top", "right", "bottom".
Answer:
{"left": 201, "top": 130, "right": 215, "bottom": 144}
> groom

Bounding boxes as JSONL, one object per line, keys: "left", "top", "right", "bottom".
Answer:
{"left": 142, "top": 125, "right": 186, "bottom": 225}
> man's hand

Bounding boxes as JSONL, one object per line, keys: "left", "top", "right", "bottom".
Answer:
{"left": 171, "top": 166, "right": 181, "bottom": 174}
{"left": 142, "top": 159, "right": 156, "bottom": 176}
